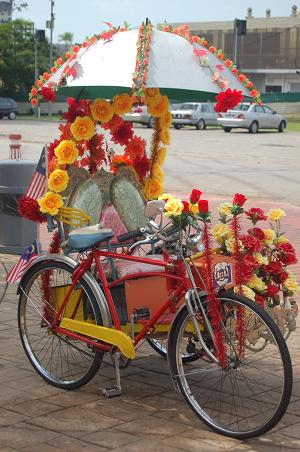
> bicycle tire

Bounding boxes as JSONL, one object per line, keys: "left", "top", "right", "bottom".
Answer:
{"left": 18, "top": 260, "right": 103, "bottom": 390}
{"left": 167, "top": 291, "right": 292, "bottom": 439}
{"left": 0, "top": 259, "right": 8, "bottom": 304}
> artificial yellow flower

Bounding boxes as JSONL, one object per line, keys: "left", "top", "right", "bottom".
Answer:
{"left": 225, "top": 238, "right": 244, "bottom": 253}
{"left": 113, "top": 93, "right": 133, "bottom": 115}
{"left": 247, "top": 275, "right": 266, "bottom": 293}
{"left": 90, "top": 98, "right": 114, "bottom": 123}
{"left": 159, "top": 111, "right": 172, "bottom": 129}
{"left": 263, "top": 228, "right": 276, "bottom": 244}
{"left": 188, "top": 202, "right": 199, "bottom": 215}
{"left": 234, "top": 285, "right": 256, "bottom": 301}
{"left": 277, "top": 235, "right": 289, "bottom": 244}
{"left": 164, "top": 197, "right": 183, "bottom": 217}
{"left": 253, "top": 252, "right": 269, "bottom": 265}
{"left": 48, "top": 169, "right": 69, "bottom": 193}
{"left": 284, "top": 273, "right": 299, "bottom": 294}
{"left": 70, "top": 116, "right": 95, "bottom": 141}
{"left": 211, "top": 223, "right": 231, "bottom": 243}
{"left": 218, "top": 202, "right": 232, "bottom": 217}
{"left": 157, "top": 146, "right": 167, "bottom": 165}
{"left": 54, "top": 140, "right": 79, "bottom": 165}
{"left": 143, "top": 177, "right": 163, "bottom": 200}
{"left": 267, "top": 208, "right": 286, "bottom": 221}
{"left": 158, "top": 193, "right": 172, "bottom": 202}
{"left": 159, "top": 127, "right": 170, "bottom": 145}
{"left": 38, "top": 191, "right": 63, "bottom": 216}
{"left": 147, "top": 95, "right": 169, "bottom": 117}
{"left": 152, "top": 162, "right": 164, "bottom": 181}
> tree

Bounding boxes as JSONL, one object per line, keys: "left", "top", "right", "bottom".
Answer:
{"left": 58, "top": 32, "right": 74, "bottom": 46}
{"left": 12, "top": 1, "right": 28, "bottom": 12}
{"left": 0, "top": 19, "right": 56, "bottom": 96}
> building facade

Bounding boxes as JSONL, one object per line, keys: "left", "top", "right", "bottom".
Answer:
{"left": 170, "top": 5, "right": 300, "bottom": 94}
{"left": 0, "top": 0, "right": 12, "bottom": 23}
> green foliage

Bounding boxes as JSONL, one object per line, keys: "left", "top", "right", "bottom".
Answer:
{"left": 0, "top": 19, "right": 56, "bottom": 96}
{"left": 58, "top": 32, "right": 74, "bottom": 46}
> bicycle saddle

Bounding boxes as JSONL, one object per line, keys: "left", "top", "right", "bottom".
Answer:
{"left": 68, "top": 224, "right": 114, "bottom": 250}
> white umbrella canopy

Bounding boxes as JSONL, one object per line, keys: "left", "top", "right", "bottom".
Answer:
{"left": 45, "top": 26, "right": 253, "bottom": 102}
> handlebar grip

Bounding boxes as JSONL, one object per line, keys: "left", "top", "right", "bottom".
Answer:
{"left": 117, "top": 229, "right": 141, "bottom": 242}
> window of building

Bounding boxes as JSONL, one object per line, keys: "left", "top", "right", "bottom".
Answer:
{"left": 243, "top": 32, "right": 260, "bottom": 54}
{"left": 265, "top": 85, "right": 282, "bottom": 93}
{"left": 261, "top": 32, "right": 280, "bottom": 54}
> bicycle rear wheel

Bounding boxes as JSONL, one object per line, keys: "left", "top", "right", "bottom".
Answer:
{"left": 18, "top": 260, "right": 103, "bottom": 389}
{"left": 0, "top": 259, "right": 8, "bottom": 303}
{"left": 168, "top": 291, "right": 292, "bottom": 439}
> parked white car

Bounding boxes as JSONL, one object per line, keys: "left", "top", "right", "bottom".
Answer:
{"left": 217, "top": 103, "right": 287, "bottom": 133}
{"left": 123, "top": 105, "right": 154, "bottom": 128}
{"left": 171, "top": 102, "right": 218, "bottom": 130}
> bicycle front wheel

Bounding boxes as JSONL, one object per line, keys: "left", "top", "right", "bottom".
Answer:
{"left": 18, "top": 260, "right": 103, "bottom": 389}
{"left": 0, "top": 259, "right": 8, "bottom": 303}
{"left": 168, "top": 291, "right": 292, "bottom": 439}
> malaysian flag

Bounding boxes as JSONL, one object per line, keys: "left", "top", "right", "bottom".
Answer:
{"left": 25, "top": 147, "right": 46, "bottom": 199}
{"left": 6, "top": 241, "right": 39, "bottom": 284}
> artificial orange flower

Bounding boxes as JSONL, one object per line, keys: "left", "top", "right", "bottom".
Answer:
{"left": 112, "top": 93, "right": 133, "bottom": 115}
{"left": 31, "top": 88, "right": 38, "bottom": 96}
{"left": 48, "top": 169, "right": 69, "bottom": 193}
{"left": 144, "top": 88, "right": 160, "bottom": 104}
{"left": 143, "top": 177, "right": 163, "bottom": 200}
{"left": 54, "top": 140, "right": 79, "bottom": 165}
{"left": 147, "top": 95, "right": 169, "bottom": 117}
{"left": 152, "top": 162, "right": 163, "bottom": 181}
{"left": 159, "top": 127, "right": 170, "bottom": 145}
{"left": 124, "top": 136, "right": 145, "bottom": 160}
{"left": 159, "top": 111, "right": 172, "bottom": 128}
{"left": 38, "top": 192, "right": 63, "bottom": 216}
{"left": 31, "top": 98, "right": 38, "bottom": 106}
{"left": 90, "top": 99, "right": 114, "bottom": 123}
{"left": 70, "top": 116, "right": 95, "bottom": 141}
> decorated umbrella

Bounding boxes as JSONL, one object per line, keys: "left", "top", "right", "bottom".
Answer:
{"left": 24, "top": 22, "right": 261, "bottom": 230}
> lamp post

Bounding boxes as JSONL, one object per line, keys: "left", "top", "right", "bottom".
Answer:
{"left": 46, "top": 0, "right": 55, "bottom": 120}
{"left": 34, "top": 29, "right": 45, "bottom": 119}
{"left": 233, "top": 19, "right": 247, "bottom": 66}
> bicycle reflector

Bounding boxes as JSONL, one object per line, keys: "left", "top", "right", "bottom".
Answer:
{"left": 56, "top": 207, "right": 91, "bottom": 228}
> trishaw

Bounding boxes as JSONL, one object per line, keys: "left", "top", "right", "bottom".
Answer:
{"left": 17, "top": 22, "right": 294, "bottom": 439}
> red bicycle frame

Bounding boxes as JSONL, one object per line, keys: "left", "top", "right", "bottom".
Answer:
{"left": 53, "top": 247, "right": 191, "bottom": 350}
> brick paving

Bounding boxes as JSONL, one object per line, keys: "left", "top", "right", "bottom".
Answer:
{"left": 0, "top": 195, "right": 300, "bottom": 451}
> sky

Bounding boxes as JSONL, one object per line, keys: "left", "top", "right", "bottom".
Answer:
{"left": 14, "top": 0, "right": 299, "bottom": 43}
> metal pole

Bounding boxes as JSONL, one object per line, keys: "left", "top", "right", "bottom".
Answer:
{"left": 48, "top": 0, "right": 54, "bottom": 120}
{"left": 233, "top": 21, "right": 238, "bottom": 66}
{"left": 34, "top": 33, "right": 37, "bottom": 117}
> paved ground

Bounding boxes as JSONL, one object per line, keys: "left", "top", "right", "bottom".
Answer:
{"left": 0, "top": 121, "right": 300, "bottom": 450}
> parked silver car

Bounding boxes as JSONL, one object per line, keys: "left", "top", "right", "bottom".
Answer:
{"left": 171, "top": 102, "right": 218, "bottom": 130}
{"left": 123, "top": 105, "right": 154, "bottom": 128}
{"left": 217, "top": 103, "right": 287, "bottom": 133}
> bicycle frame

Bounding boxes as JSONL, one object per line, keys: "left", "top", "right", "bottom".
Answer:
{"left": 52, "top": 247, "right": 191, "bottom": 352}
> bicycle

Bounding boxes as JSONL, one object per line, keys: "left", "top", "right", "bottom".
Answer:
{"left": 17, "top": 200, "right": 293, "bottom": 439}
{"left": 0, "top": 258, "right": 8, "bottom": 304}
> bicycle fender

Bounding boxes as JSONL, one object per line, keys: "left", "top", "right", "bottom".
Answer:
{"left": 17, "top": 253, "right": 112, "bottom": 328}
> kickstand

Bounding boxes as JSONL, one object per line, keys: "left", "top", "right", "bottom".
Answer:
{"left": 101, "top": 351, "right": 122, "bottom": 398}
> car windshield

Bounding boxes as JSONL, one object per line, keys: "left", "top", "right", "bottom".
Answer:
{"left": 179, "top": 103, "right": 198, "bottom": 110}
{"left": 233, "top": 104, "right": 251, "bottom": 111}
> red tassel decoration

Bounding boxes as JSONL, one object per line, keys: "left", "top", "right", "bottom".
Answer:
{"left": 18, "top": 196, "right": 47, "bottom": 223}
{"left": 42, "top": 231, "right": 62, "bottom": 322}
{"left": 202, "top": 221, "right": 227, "bottom": 368}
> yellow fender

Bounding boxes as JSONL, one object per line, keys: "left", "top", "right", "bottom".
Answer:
{"left": 60, "top": 318, "right": 136, "bottom": 360}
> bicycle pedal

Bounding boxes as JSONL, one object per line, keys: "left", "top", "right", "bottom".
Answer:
{"left": 102, "top": 385, "right": 122, "bottom": 398}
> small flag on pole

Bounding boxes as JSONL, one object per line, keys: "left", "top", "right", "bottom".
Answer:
{"left": 6, "top": 241, "right": 39, "bottom": 284}
{"left": 25, "top": 147, "right": 46, "bottom": 200}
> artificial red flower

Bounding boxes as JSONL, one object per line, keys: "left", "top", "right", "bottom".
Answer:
{"left": 255, "top": 294, "right": 265, "bottom": 307}
{"left": 232, "top": 193, "right": 247, "bottom": 207}
{"left": 208, "top": 46, "right": 216, "bottom": 53}
{"left": 124, "top": 136, "right": 145, "bottom": 160}
{"left": 89, "top": 133, "right": 106, "bottom": 164}
{"left": 243, "top": 254, "right": 258, "bottom": 270}
{"left": 239, "top": 261, "right": 253, "bottom": 283}
{"left": 248, "top": 227, "right": 265, "bottom": 241}
{"left": 214, "top": 88, "right": 243, "bottom": 113}
{"left": 48, "top": 139, "right": 61, "bottom": 161}
{"left": 58, "top": 123, "right": 72, "bottom": 140}
{"left": 266, "top": 284, "right": 280, "bottom": 298}
{"left": 190, "top": 189, "right": 202, "bottom": 204}
{"left": 102, "top": 114, "right": 124, "bottom": 132}
{"left": 198, "top": 199, "right": 209, "bottom": 213}
{"left": 31, "top": 88, "right": 38, "bottom": 96}
{"left": 182, "top": 201, "right": 190, "bottom": 213}
{"left": 224, "top": 59, "right": 232, "bottom": 67}
{"left": 238, "top": 74, "right": 246, "bottom": 82}
{"left": 277, "top": 242, "right": 297, "bottom": 265}
{"left": 31, "top": 98, "right": 38, "bottom": 106}
{"left": 80, "top": 156, "right": 90, "bottom": 167}
{"left": 250, "top": 89, "right": 259, "bottom": 98}
{"left": 62, "top": 99, "right": 91, "bottom": 123}
{"left": 111, "top": 122, "right": 134, "bottom": 146}
{"left": 240, "top": 234, "right": 261, "bottom": 252}
{"left": 132, "top": 154, "right": 150, "bottom": 180}
{"left": 279, "top": 271, "right": 289, "bottom": 283}
{"left": 18, "top": 196, "right": 46, "bottom": 223}
{"left": 265, "top": 260, "right": 283, "bottom": 275}
{"left": 41, "top": 87, "right": 56, "bottom": 102}
{"left": 231, "top": 67, "right": 238, "bottom": 75}
{"left": 56, "top": 57, "right": 63, "bottom": 66}
{"left": 245, "top": 207, "right": 267, "bottom": 223}
{"left": 246, "top": 81, "right": 254, "bottom": 89}
{"left": 43, "top": 72, "right": 51, "bottom": 80}
{"left": 110, "top": 155, "right": 131, "bottom": 174}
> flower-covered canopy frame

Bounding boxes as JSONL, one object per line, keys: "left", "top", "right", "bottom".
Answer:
{"left": 27, "top": 21, "right": 261, "bottom": 222}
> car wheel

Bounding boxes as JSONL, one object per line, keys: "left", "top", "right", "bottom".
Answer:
{"left": 147, "top": 117, "right": 154, "bottom": 128}
{"left": 278, "top": 120, "right": 286, "bottom": 133}
{"left": 8, "top": 112, "right": 16, "bottom": 120}
{"left": 174, "top": 124, "right": 182, "bottom": 130}
{"left": 223, "top": 127, "right": 232, "bottom": 133}
{"left": 196, "top": 119, "right": 206, "bottom": 130}
{"left": 249, "top": 121, "right": 258, "bottom": 134}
